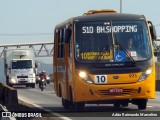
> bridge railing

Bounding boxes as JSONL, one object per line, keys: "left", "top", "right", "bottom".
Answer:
{"left": 0, "top": 82, "right": 18, "bottom": 105}
{"left": 0, "top": 42, "right": 54, "bottom": 58}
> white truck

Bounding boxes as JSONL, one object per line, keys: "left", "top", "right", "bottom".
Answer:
{"left": 4, "top": 49, "right": 38, "bottom": 88}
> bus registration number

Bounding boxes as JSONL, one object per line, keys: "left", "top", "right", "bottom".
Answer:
{"left": 94, "top": 75, "right": 107, "bottom": 84}
{"left": 109, "top": 88, "right": 123, "bottom": 93}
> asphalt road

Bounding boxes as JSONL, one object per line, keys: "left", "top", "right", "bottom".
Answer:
{"left": 15, "top": 83, "right": 160, "bottom": 120}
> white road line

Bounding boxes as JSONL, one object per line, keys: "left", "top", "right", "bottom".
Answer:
{"left": 147, "top": 105, "right": 155, "bottom": 108}
{"left": 18, "top": 97, "right": 72, "bottom": 120}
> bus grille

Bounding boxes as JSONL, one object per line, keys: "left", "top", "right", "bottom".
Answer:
{"left": 95, "top": 89, "right": 138, "bottom": 96}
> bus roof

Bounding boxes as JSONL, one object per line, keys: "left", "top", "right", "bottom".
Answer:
{"left": 74, "top": 13, "right": 145, "bottom": 22}
{"left": 55, "top": 13, "right": 146, "bottom": 28}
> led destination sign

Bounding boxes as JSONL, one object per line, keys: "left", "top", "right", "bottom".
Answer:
{"left": 82, "top": 25, "right": 138, "bottom": 34}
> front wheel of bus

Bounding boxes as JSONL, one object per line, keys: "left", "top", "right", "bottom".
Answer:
{"left": 62, "top": 98, "right": 70, "bottom": 109}
{"left": 137, "top": 99, "right": 147, "bottom": 110}
{"left": 114, "top": 103, "right": 121, "bottom": 108}
{"left": 73, "top": 102, "right": 85, "bottom": 111}
{"left": 122, "top": 102, "right": 129, "bottom": 107}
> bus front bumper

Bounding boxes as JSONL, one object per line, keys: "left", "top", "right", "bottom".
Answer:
{"left": 74, "top": 80, "right": 155, "bottom": 102}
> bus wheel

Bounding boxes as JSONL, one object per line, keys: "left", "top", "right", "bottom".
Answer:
{"left": 114, "top": 103, "right": 121, "bottom": 108}
{"left": 137, "top": 99, "right": 147, "bottom": 110}
{"left": 73, "top": 102, "right": 85, "bottom": 111}
{"left": 62, "top": 98, "right": 70, "bottom": 109}
{"left": 122, "top": 103, "right": 129, "bottom": 107}
{"left": 58, "top": 85, "right": 62, "bottom": 97}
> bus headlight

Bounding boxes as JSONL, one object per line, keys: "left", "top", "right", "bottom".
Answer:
{"left": 138, "top": 69, "right": 152, "bottom": 81}
{"left": 79, "top": 71, "right": 93, "bottom": 84}
{"left": 79, "top": 71, "right": 87, "bottom": 79}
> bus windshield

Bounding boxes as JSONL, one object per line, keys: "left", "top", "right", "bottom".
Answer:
{"left": 75, "top": 20, "right": 151, "bottom": 63}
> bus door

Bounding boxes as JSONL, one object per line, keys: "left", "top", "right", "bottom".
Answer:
{"left": 54, "top": 30, "right": 59, "bottom": 95}
{"left": 55, "top": 29, "right": 67, "bottom": 97}
{"left": 64, "top": 27, "right": 72, "bottom": 100}
{"left": 58, "top": 27, "right": 71, "bottom": 99}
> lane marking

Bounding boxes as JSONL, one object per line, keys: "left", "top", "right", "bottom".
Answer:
{"left": 147, "top": 105, "right": 155, "bottom": 108}
{"left": 18, "top": 97, "right": 72, "bottom": 120}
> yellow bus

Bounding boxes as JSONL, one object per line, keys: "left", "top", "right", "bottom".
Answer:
{"left": 53, "top": 10, "right": 157, "bottom": 111}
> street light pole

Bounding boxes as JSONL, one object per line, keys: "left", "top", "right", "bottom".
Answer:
{"left": 120, "top": 0, "right": 122, "bottom": 13}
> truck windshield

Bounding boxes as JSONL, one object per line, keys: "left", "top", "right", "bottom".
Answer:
{"left": 75, "top": 20, "right": 151, "bottom": 63}
{"left": 12, "top": 60, "right": 32, "bottom": 69}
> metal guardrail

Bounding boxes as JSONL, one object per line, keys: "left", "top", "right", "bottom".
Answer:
{"left": 0, "top": 82, "right": 18, "bottom": 105}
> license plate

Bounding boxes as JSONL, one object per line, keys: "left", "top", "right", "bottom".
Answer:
{"left": 19, "top": 79, "right": 25, "bottom": 81}
{"left": 109, "top": 88, "right": 123, "bottom": 93}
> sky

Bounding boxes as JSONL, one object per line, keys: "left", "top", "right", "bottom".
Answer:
{"left": 0, "top": 0, "right": 160, "bottom": 63}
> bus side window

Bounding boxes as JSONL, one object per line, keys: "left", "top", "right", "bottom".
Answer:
{"left": 57, "top": 29, "right": 65, "bottom": 58}
{"left": 61, "top": 28, "right": 65, "bottom": 58}
{"left": 69, "top": 35, "right": 72, "bottom": 57}
{"left": 57, "top": 30, "right": 61, "bottom": 58}
{"left": 64, "top": 27, "right": 72, "bottom": 57}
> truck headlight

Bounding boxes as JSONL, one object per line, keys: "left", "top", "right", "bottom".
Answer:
{"left": 11, "top": 78, "right": 16, "bottom": 83}
{"left": 79, "top": 71, "right": 93, "bottom": 84}
{"left": 29, "top": 74, "right": 36, "bottom": 78}
{"left": 138, "top": 68, "right": 152, "bottom": 82}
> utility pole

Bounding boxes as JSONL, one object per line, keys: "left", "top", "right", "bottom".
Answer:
{"left": 120, "top": 0, "right": 122, "bottom": 13}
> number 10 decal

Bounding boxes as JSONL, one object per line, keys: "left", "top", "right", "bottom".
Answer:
{"left": 94, "top": 75, "right": 107, "bottom": 84}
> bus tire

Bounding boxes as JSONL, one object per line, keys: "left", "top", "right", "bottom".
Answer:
{"left": 58, "top": 85, "right": 62, "bottom": 97}
{"left": 137, "top": 99, "right": 147, "bottom": 110}
{"left": 62, "top": 98, "right": 70, "bottom": 109}
{"left": 69, "top": 87, "right": 85, "bottom": 111}
{"left": 73, "top": 102, "right": 85, "bottom": 111}
{"left": 114, "top": 103, "right": 121, "bottom": 108}
{"left": 122, "top": 103, "right": 129, "bottom": 107}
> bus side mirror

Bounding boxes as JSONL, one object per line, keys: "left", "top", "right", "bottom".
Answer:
{"left": 65, "top": 28, "right": 71, "bottom": 43}
{"left": 148, "top": 21, "right": 157, "bottom": 40}
{"left": 150, "top": 26, "right": 157, "bottom": 40}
